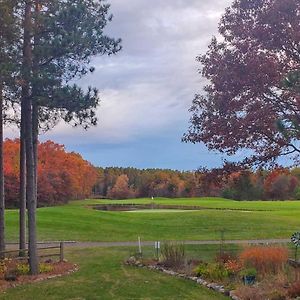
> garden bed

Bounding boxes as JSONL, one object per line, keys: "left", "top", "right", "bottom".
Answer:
{"left": 126, "top": 243, "right": 300, "bottom": 300}
{"left": 126, "top": 256, "right": 238, "bottom": 299}
{"left": 0, "top": 259, "right": 78, "bottom": 292}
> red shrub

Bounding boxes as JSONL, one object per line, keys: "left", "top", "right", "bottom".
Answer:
{"left": 288, "top": 281, "right": 300, "bottom": 298}
{"left": 224, "top": 260, "right": 242, "bottom": 275}
{"left": 215, "top": 252, "right": 237, "bottom": 264}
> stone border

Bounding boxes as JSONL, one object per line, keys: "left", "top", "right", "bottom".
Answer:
{"left": 126, "top": 258, "right": 240, "bottom": 300}
{"left": 30, "top": 264, "right": 79, "bottom": 283}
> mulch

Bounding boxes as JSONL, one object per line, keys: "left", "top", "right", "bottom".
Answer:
{"left": 0, "top": 261, "right": 78, "bottom": 292}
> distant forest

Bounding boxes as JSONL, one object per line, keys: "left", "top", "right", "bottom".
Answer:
{"left": 94, "top": 166, "right": 300, "bottom": 201}
{"left": 4, "top": 139, "right": 300, "bottom": 207}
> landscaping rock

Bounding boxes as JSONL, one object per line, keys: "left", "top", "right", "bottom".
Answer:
{"left": 160, "top": 268, "right": 176, "bottom": 276}
{"left": 126, "top": 258, "right": 241, "bottom": 300}
{"left": 127, "top": 256, "right": 136, "bottom": 265}
{"left": 4, "top": 273, "right": 17, "bottom": 282}
{"left": 229, "top": 291, "right": 241, "bottom": 300}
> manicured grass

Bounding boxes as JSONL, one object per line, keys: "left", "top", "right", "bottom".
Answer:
{"left": 0, "top": 247, "right": 227, "bottom": 300}
{"left": 2, "top": 198, "right": 298, "bottom": 299}
{"left": 4, "top": 197, "right": 300, "bottom": 242}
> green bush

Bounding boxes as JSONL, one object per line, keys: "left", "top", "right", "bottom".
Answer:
{"left": 16, "top": 263, "right": 53, "bottom": 275}
{"left": 160, "top": 242, "right": 185, "bottom": 269}
{"left": 194, "top": 263, "right": 229, "bottom": 281}
{"left": 39, "top": 263, "right": 54, "bottom": 273}
{"left": 295, "top": 187, "right": 300, "bottom": 200}
{"left": 222, "top": 188, "right": 237, "bottom": 200}
{"left": 0, "top": 260, "right": 7, "bottom": 274}
{"left": 16, "top": 263, "right": 30, "bottom": 275}
{"left": 194, "top": 263, "right": 210, "bottom": 278}
{"left": 239, "top": 267, "right": 257, "bottom": 277}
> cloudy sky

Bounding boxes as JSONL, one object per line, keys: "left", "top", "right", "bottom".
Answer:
{"left": 8, "top": 0, "right": 241, "bottom": 170}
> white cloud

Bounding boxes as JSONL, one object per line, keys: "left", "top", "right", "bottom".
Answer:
{"left": 5, "top": 0, "right": 233, "bottom": 165}
{"left": 48, "top": 0, "right": 232, "bottom": 145}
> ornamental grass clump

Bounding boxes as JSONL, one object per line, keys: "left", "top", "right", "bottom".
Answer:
{"left": 239, "top": 246, "right": 288, "bottom": 276}
{"left": 160, "top": 242, "right": 185, "bottom": 269}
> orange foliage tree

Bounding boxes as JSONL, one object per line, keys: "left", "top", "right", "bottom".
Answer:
{"left": 107, "top": 174, "right": 135, "bottom": 199}
{"left": 4, "top": 139, "right": 98, "bottom": 207}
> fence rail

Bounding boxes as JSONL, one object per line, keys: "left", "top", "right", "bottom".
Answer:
{"left": 0, "top": 242, "right": 65, "bottom": 261}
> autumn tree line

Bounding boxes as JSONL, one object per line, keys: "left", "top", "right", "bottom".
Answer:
{"left": 3, "top": 142, "right": 300, "bottom": 203}
{"left": 4, "top": 139, "right": 98, "bottom": 208}
{"left": 94, "top": 166, "right": 300, "bottom": 201}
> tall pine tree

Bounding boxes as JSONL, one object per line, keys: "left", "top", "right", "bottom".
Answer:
{"left": 18, "top": 0, "right": 121, "bottom": 274}
{"left": 0, "top": 0, "right": 19, "bottom": 257}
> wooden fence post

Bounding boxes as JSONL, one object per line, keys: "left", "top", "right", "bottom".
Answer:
{"left": 60, "top": 242, "right": 64, "bottom": 262}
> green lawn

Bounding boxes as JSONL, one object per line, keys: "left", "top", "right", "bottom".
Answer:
{"left": 2, "top": 198, "right": 299, "bottom": 299}
{"left": 0, "top": 247, "right": 227, "bottom": 300}
{"left": 4, "top": 197, "right": 300, "bottom": 242}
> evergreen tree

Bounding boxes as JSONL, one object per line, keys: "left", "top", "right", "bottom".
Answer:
{"left": 18, "top": 0, "right": 121, "bottom": 274}
{"left": 0, "top": 0, "right": 19, "bottom": 257}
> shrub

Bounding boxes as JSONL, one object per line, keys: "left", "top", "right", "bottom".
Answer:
{"left": 224, "top": 260, "right": 243, "bottom": 275}
{"left": 216, "top": 251, "right": 237, "bottom": 264}
{"left": 239, "top": 246, "right": 288, "bottom": 276}
{"left": 235, "top": 286, "right": 265, "bottom": 300}
{"left": 287, "top": 281, "right": 300, "bottom": 298}
{"left": 236, "top": 283, "right": 287, "bottom": 300}
{"left": 16, "top": 263, "right": 53, "bottom": 275}
{"left": 194, "top": 263, "right": 210, "bottom": 278}
{"left": 295, "top": 187, "right": 300, "bottom": 200}
{"left": 222, "top": 188, "right": 237, "bottom": 200}
{"left": 16, "top": 263, "right": 30, "bottom": 275}
{"left": 0, "top": 258, "right": 14, "bottom": 276}
{"left": 240, "top": 267, "right": 257, "bottom": 277}
{"left": 39, "top": 263, "right": 54, "bottom": 273}
{"left": 0, "top": 260, "right": 7, "bottom": 275}
{"left": 194, "top": 263, "right": 229, "bottom": 281}
{"left": 160, "top": 242, "right": 185, "bottom": 269}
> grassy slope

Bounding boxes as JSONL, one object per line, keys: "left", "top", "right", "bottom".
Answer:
{"left": 0, "top": 247, "right": 227, "bottom": 300}
{"left": 4, "top": 197, "right": 300, "bottom": 242}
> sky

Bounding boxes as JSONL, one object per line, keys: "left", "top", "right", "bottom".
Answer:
{"left": 6, "top": 0, "right": 242, "bottom": 170}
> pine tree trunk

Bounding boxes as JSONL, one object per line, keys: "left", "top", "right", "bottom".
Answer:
{"left": 32, "top": 0, "right": 40, "bottom": 204}
{"left": 22, "top": 0, "right": 39, "bottom": 275}
{"left": 0, "top": 81, "right": 5, "bottom": 258}
{"left": 19, "top": 105, "right": 27, "bottom": 256}
{"left": 25, "top": 95, "right": 38, "bottom": 275}
{"left": 32, "top": 104, "right": 38, "bottom": 202}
